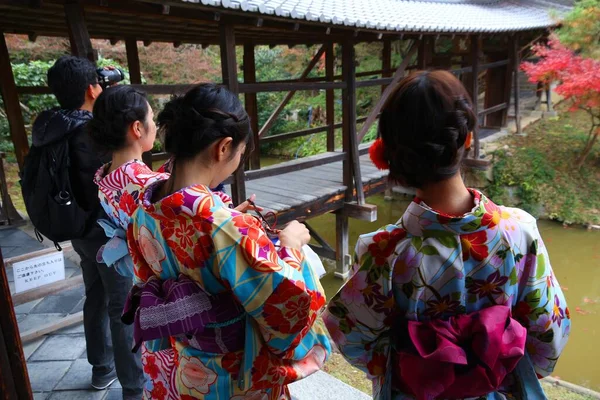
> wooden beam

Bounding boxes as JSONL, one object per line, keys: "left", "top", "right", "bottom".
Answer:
{"left": 325, "top": 42, "right": 335, "bottom": 151}
{"left": 382, "top": 38, "right": 392, "bottom": 93}
{"left": 357, "top": 40, "right": 419, "bottom": 142}
{"left": 260, "top": 125, "right": 328, "bottom": 145}
{"left": 4, "top": 244, "right": 73, "bottom": 268}
{"left": 243, "top": 43, "right": 260, "bottom": 170}
{"left": 125, "top": 38, "right": 142, "bottom": 84}
{"left": 240, "top": 80, "right": 344, "bottom": 93}
{"left": 0, "top": 33, "right": 29, "bottom": 169}
{"left": 64, "top": 1, "right": 96, "bottom": 61}
{"left": 0, "top": 249, "right": 33, "bottom": 399}
{"left": 20, "top": 311, "right": 84, "bottom": 343}
{"left": 12, "top": 275, "right": 83, "bottom": 307}
{"left": 342, "top": 42, "right": 357, "bottom": 202}
{"left": 417, "top": 37, "right": 432, "bottom": 69}
{"left": 338, "top": 202, "right": 377, "bottom": 222}
{"left": 334, "top": 212, "right": 350, "bottom": 279}
{"left": 257, "top": 45, "right": 326, "bottom": 137}
{"left": 479, "top": 102, "right": 508, "bottom": 116}
{"left": 219, "top": 23, "right": 245, "bottom": 205}
{"left": 342, "top": 42, "right": 364, "bottom": 205}
{"left": 471, "top": 35, "right": 481, "bottom": 158}
{"left": 512, "top": 35, "right": 522, "bottom": 135}
{"left": 242, "top": 152, "right": 346, "bottom": 182}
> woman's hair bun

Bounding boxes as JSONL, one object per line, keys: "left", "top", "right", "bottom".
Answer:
{"left": 379, "top": 70, "right": 476, "bottom": 188}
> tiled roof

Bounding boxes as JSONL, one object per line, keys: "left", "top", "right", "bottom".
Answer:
{"left": 181, "top": 0, "right": 573, "bottom": 33}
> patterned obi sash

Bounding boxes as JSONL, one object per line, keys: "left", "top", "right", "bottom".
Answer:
{"left": 122, "top": 275, "right": 245, "bottom": 354}
{"left": 393, "top": 305, "right": 526, "bottom": 400}
{"left": 96, "top": 219, "right": 134, "bottom": 278}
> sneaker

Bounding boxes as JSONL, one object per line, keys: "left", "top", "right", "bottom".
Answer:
{"left": 91, "top": 368, "right": 118, "bottom": 390}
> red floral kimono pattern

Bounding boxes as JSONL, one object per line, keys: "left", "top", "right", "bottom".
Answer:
{"left": 323, "top": 190, "right": 570, "bottom": 400}
{"left": 128, "top": 183, "right": 331, "bottom": 399}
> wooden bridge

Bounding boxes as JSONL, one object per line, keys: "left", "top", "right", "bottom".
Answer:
{"left": 0, "top": 0, "right": 549, "bottom": 279}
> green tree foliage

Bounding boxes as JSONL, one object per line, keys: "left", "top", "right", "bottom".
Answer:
{"left": 557, "top": 0, "right": 600, "bottom": 59}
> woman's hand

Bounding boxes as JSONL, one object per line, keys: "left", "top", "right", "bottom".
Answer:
{"left": 234, "top": 193, "right": 263, "bottom": 213}
{"left": 279, "top": 221, "right": 310, "bottom": 250}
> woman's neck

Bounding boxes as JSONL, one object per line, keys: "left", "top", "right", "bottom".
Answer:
{"left": 109, "top": 147, "right": 144, "bottom": 173}
{"left": 415, "top": 174, "right": 474, "bottom": 216}
{"left": 161, "top": 161, "right": 215, "bottom": 197}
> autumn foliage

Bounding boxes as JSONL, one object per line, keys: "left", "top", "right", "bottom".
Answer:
{"left": 522, "top": 35, "right": 600, "bottom": 168}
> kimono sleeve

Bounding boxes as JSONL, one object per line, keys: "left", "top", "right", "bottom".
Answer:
{"left": 323, "top": 230, "right": 396, "bottom": 380}
{"left": 211, "top": 210, "right": 326, "bottom": 356}
{"left": 513, "top": 223, "right": 570, "bottom": 377}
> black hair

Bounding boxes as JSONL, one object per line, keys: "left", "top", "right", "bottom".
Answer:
{"left": 378, "top": 70, "right": 477, "bottom": 188}
{"left": 47, "top": 56, "right": 98, "bottom": 110}
{"left": 157, "top": 83, "right": 252, "bottom": 162}
{"left": 88, "top": 85, "right": 150, "bottom": 152}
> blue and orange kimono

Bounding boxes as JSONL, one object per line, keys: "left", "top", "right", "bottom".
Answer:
{"left": 128, "top": 182, "right": 331, "bottom": 399}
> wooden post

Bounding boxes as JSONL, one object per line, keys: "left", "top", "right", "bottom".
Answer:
{"left": 125, "top": 38, "right": 155, "bottom": 166}
{"left": 334, "top": 212, "right": 350, "bottom": 279}
{"left": 0, "top": 248, "right": 33, "bottom": 399}
{"left": 0, "top": 33, "right": 29, "bottom": 169}
{"left": 125, "top": 38, "right": 142, "bottom": 84}
{"left": 64, "top": 1, "right": 96, "bottom": 62}
{"left": 243, "top": 44, "right": 260, "bottom": 170}
{"left": 342, "top": 42, "right": 360, "bottom": 202}
{"left": 418, "top": 37, "right": 432, "bottom": 70}
{"left": 219, "top": 24, "right": 246, "bottom": 205}
{"left": 471, "top": 35, "right": 480, "bottom": 158}
{"left": 382, "top": 39, "right": 392, "bottom": 93}
{"left": 512, "top": 36, "right": 522, "bottom": 135}
{"left": 546, "top": 85, "right": 554, "bottom": 114}
{"left": 325, "top": 42, "right": 335, "bottom": 152}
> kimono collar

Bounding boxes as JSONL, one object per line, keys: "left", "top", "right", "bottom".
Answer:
{"left": 400, "top": 189, "right": 499, "bottom": 236}
{"left": 93, "top": 159, "right": 144, "bottom": 186}
{"left": 140, "top": 181, "right": 215, "bottom": 220}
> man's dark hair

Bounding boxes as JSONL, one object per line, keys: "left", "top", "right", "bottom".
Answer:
{"left": 47, "top": 55, "right": 98, "bottom": 110}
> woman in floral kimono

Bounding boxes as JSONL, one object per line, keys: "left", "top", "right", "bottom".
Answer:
{"left": 89, "top": 86, "right": 260, "bottom": 399}
{"left": 323, "top": 71, "right": 570, "bottom": 400}
{"left": 88, "top": 85, "right": 174, "bottom": 399}
{"left": 126, "top": 83, "right": 331, "bottom": 399}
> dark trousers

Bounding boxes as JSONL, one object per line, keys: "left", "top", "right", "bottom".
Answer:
{"left": 72, "top": 228, "right": 144, "bottom": 396}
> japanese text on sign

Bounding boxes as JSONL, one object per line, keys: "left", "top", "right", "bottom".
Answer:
{"left": 12, "top": 251, "right": 65, "bottom": 293}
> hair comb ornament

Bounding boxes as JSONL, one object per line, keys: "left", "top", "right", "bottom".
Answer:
{"left": 369, "top": 138, "right": 390, "bottom": 170}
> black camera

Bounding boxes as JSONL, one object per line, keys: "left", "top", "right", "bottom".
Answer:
{"left": 96, "top": 68, "right": 125, "bottom": 89}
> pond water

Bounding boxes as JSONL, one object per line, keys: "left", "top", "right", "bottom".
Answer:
{"left": 305, "top": 193, "right": 600, "bottom": 392}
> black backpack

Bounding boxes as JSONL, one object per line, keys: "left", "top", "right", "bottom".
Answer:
{"left": 20, "top": 134, "right": 89, "bottom": 248}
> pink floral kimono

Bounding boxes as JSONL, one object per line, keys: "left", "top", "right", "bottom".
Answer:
{"left": 323, "top": 190, "right": 570, "bottom": 400}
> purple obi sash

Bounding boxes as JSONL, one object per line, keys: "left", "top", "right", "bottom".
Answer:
{"left": 122, "top": 275, "right": 245, "bottom": 354}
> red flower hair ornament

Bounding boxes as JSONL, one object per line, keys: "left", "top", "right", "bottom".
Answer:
{"left": 369, "top": 138, "right": 390, "bottom": 170}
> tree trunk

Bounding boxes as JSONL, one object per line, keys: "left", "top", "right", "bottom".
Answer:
{"left": 575, "top": 126, "right": 599, "bottom": 169}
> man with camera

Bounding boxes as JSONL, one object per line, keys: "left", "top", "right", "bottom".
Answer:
{"left": 25, "top": 56, "right": 144, "bottom": 399}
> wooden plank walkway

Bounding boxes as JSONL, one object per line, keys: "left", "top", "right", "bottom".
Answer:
{"left": 230, "top": 152, "right": 388, "bottom": 226}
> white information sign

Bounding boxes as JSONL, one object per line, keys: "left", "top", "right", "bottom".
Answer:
{"left": 13, "top": 251, "right": 65, "bottom": 293}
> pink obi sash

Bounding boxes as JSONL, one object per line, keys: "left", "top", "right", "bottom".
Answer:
{"left": 393, "top": 305, "right": 526, "bottom": 400}
{"left": 122, "top": 275, "right": 245, "bottom": 354}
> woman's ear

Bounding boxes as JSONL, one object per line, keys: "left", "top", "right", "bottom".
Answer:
{"left": 215, "top": 137, "right": 234, "bottom": 162}
{"left": 132, "top": 120, "right": 143, "bottom": 140}
{"left": 465, "top": 131, "right": 473, "bottom": 150}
